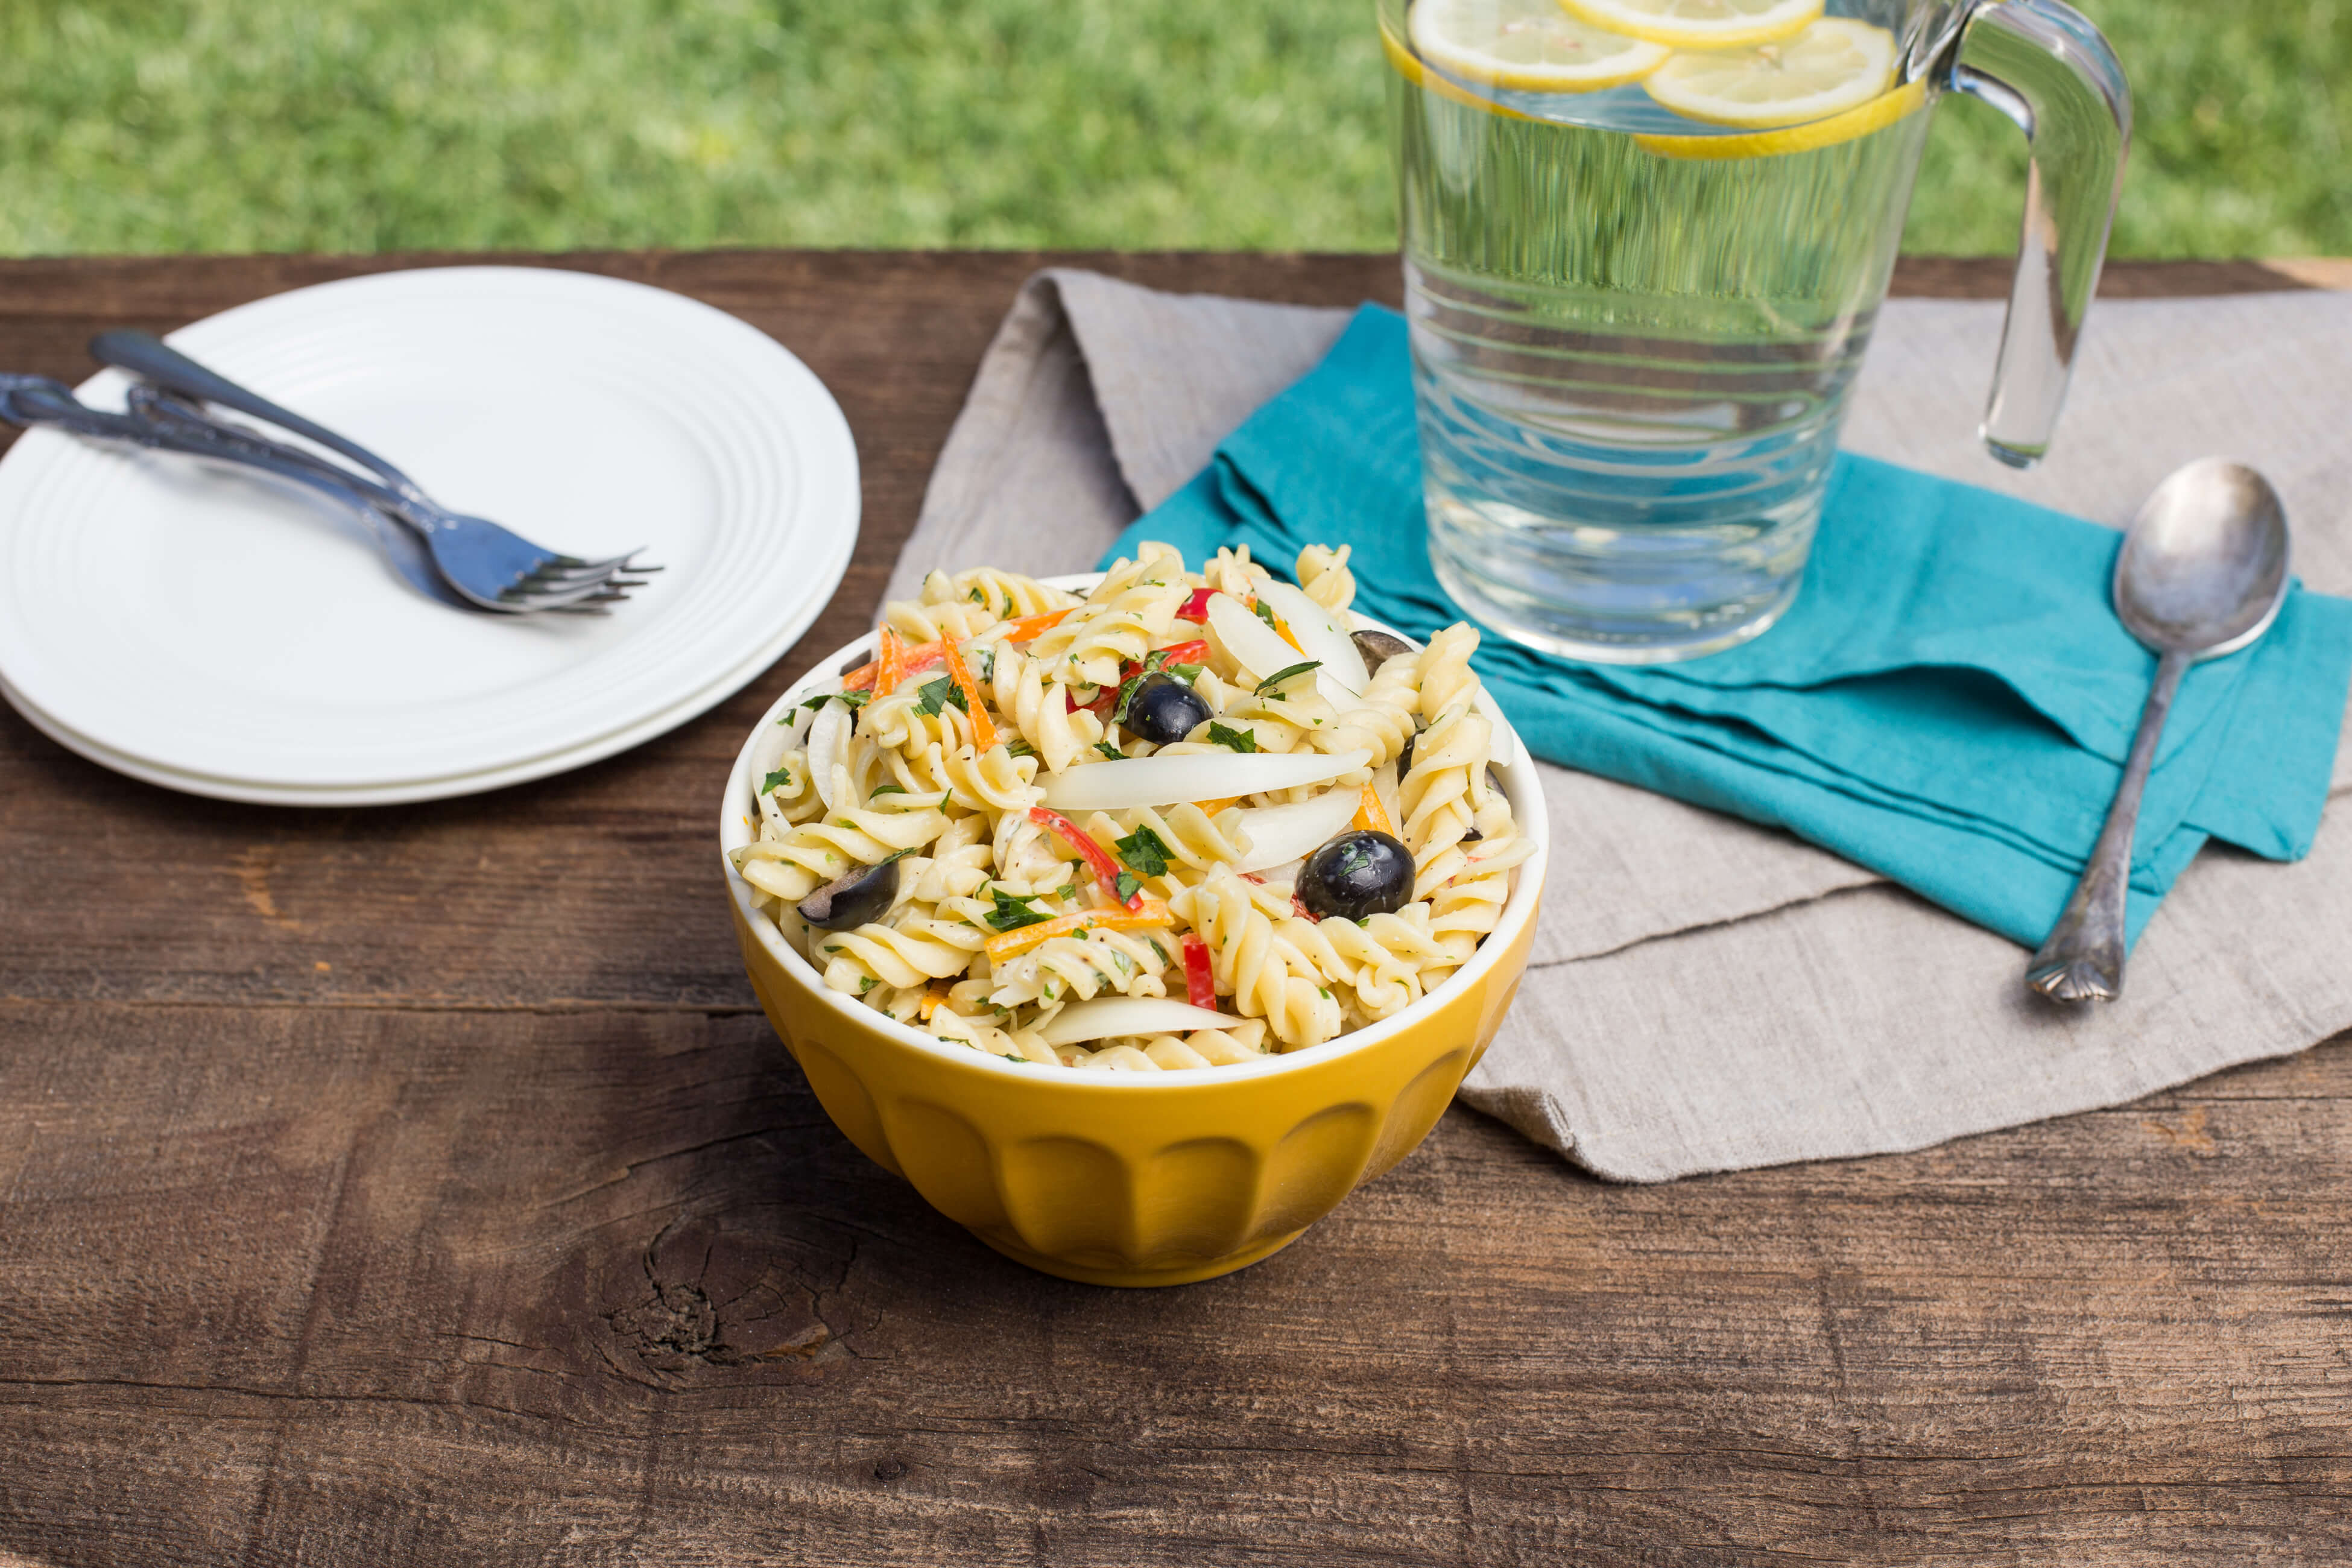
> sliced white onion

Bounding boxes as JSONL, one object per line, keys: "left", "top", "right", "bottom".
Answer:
{"left": 1204, "top": 592, "right": 1299, "bottom": 683}
{"left": 1233, "top": 785, "right": 1362, "bottom": 873}
{"left": 1037, "top": 996, "right": 1236, "bottom": 1046}
{"left": 1038, "top": 748, "right": 1371, "bottom": 813}
{"left": 806, "top": 702, "right": 850, "bottom": 812}
{"left": 1257, "top": 580, "right": 1368, "bottom": 698}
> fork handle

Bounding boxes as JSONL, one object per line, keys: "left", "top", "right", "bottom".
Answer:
{"left": 89, "top": 329, "right": 426, "bottom": 502}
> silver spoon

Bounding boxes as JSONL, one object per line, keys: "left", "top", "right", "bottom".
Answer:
{"left": 2026, "top": 458, "right": 2292, "bottom": 1002}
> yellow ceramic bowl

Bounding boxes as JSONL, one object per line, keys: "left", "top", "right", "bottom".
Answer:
{"left": 719, "top": 605, "right": 1547, "bottom": 1287}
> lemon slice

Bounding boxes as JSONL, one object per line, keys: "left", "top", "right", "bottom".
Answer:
{"left": 1642, "top": 17, "right": 1897, "bottom": 128}
{"left": 1557, "top": 0, "right": 1822, "bottom": 50}
{"left": 1409, "top": 0, "right": 1671, "bottom": 93}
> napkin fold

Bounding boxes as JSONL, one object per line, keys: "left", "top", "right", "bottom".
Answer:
{"left": 1105, "top": 305, "right": 2352, "bottom": 949}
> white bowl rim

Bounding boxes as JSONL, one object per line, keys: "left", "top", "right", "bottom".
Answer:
{"left": 718, "top": 572, "right": 1549, "bottom": 1089}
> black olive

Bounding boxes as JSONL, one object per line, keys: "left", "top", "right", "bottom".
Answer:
{"left": 1396, "top": 729, "right": 1415, "bottom": 777}
{"left": 797, "top": 858, "right": 900, "bottom": 931}
{"left": 1297, "top": 830, "right": 1415, "bottom": 922}
{"left": 1352, "top": 628, "right": 1415, "bottom": 672}
{"left": 1121, "top": 672, "right": 1212, "bottom": 745}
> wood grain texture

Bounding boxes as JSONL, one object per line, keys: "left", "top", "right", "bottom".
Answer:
{"left": 1, "top": 251, "right": 2347, "bottom": 1567}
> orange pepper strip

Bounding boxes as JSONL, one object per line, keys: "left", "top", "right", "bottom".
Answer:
{"left": 1272, "top": 617, "right": 1306, "bottom": 656}
{"left": 841, "top": 640, "right": 943, "bottom": 693}
{"left": 943, "top": 639, "right": 997, "bottom": 750}
{"left": 1190, "top": 796, "right": 1240, "bottom": 816}
{"left": 1351, "top": 782, "right": 1396, "bottom": 838}
{"left": 984, "top": 900, "right": 1171, "bottom": 963}
{"left": 872, "top": 628, "right": 906, "bottom": 697}
{"left": 917, "top": 983, "right": 953, "bottom": 1022}
{"left": 1001, "top": 607, "right": 1074, "bottom": 643}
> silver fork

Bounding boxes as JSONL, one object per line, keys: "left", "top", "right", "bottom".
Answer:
{"left": 90, "top": 330, "right": 658, "bottom": 612}
{"left": 0, "top": 376, "right": 630, "bottom": 614}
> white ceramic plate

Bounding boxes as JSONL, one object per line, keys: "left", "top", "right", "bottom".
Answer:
{"left": 0, "top": 266, "right": 859, "bottom": 805}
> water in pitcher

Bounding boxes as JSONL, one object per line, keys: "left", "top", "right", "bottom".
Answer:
{"left": 1389, "top": 0, "right": 1938, "bottom": 661}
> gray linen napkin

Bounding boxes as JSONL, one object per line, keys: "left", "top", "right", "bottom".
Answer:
{"left": 887, "top": 268, "right": 2352, "bottom": 1181}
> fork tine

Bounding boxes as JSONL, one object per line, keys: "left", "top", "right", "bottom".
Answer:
{"left": 505, "top": 579, "right": 637, "bottom": 611}
{"left": 515, "top": 556, "right": 653, "bottom": 589}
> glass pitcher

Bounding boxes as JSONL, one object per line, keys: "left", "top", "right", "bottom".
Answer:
{"left": 1383, "top": 0, "right": 2129, "bottom": 662}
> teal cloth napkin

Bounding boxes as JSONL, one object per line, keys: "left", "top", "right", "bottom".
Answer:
{"left": 1102, "top": 305, "right": 2352, "bottom": 949}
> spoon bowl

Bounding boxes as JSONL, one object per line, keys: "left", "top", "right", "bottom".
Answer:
{"left": 2114, "top": 457, "right": 2291, "bottom": 657}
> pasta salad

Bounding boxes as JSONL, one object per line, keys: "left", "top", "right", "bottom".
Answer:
{"left": 732, "top": 541, "right": 1534, "bottom": 1070}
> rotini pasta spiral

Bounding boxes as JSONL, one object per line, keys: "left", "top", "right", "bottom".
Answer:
{"left": 1415, "top": 622, "right": 1481, "bottom": 724}
{"left": 1276, "top": 904, "right": 1450, "bottom": 1020}
{"left": 1296, "top": 543, "right": 1356, "bottom": 615}
{"left": 735, "top": 801, "right": 951, "bottom": 903}
{"left": 922, "top": 566, "right": 1078, "bottom": 622}
{"left": 1027, "top": 551, "right": 1189, "bottom": 688}
{"left": 815, "top": 915, "right": 975, "bottom": 999}
{"left": 1315, "top": 649, "right": 1420, "bottom": 767}
{"left": 1398, "top": 703, "right": 1493, "bottom": 900}
{"left": 985, "top": 926, "right": 1174, "bottom": 1008}
{"left": 985, "top": 644, "right": 1104, "bottom": 774}
{"left": 884, "top": 595, "right": 1002, "bottom": 645}
{"left": 1171, "top": 873, "right": 1341, "bottom": 1049}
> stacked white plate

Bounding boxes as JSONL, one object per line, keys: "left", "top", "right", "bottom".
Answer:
{"left": 0, "top": 267, "right": 859, "bottom": 805}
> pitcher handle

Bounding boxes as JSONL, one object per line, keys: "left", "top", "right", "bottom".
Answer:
{"left": 1949, "top": 0, "right": 2131, "bottom": 469}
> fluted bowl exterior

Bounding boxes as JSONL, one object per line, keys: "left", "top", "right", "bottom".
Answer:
{"left": 720, "top": 601, "right": 1547, "bottom": 1286}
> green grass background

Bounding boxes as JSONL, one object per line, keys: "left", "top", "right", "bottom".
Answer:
{"left": 0, "top": 0, "right": 2342, "bottom": 258}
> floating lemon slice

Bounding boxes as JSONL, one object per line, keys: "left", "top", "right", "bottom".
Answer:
{"left": 1642, "top": 17, "right": 1897, "bottom": 128}
{"left": 1409, "top": 0, "right": 1671, "bottom": 93}
{"left": 1556, "top": 0, "right": 1823, "bottom": 51}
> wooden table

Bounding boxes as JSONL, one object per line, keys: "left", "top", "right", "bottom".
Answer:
{"left": 2, "top": 251, "right": 2346, "bottom": 1567}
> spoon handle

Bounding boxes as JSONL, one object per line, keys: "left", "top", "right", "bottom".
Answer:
{"left": 2026, "top": 648, "right": 2193, "bottom": 1002}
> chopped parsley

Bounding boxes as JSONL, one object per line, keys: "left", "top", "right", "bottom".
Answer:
{"left": 1255, "top": 660, "right": 1320, "bottom": 698}
{"left": 1004, "top": 736, "right": 1037, "bottom": 760}
{"left": 984, "top": 888, "right": 1055, "bottom": 932}
{"left": 914, "top": 676, "right": 969, "bottom": 716}
{"left": 869, "top": 782, "right": 907, "bottom": 797}
{"left": 1110, "top": 648, "right": 1204, "bottom": 727}
{"left": 976, "top": 645, "right": 997, "bottom": 683}
{"left": 801, "top": 689, "right": 871, "bottom": 713}
{"left": 760, "top": 767, "right": 792, "bottom": 795}
{"left": 969, "top": 586, "right": 987, "bottom": 604}
{"left": 1252, "top": 598, "right": 1282, "bottom": 631}
{"left": 1113, "top": 871, "right": 1143, "bottom": 904}
{"left": 1000, "top": 1053, "right": 1028, "bottom": 1064}
{"left": 1207, "top": 721, "right": 1259, "bottom": 753}
{"left": 859, "top": 977, "right": 877, "bottom": 994}
{"left": 1114, "top": 824, "right": 1174, "bottom": 879}
{"left": 1093, "top": 740, "right": 1126, "bottom": 761}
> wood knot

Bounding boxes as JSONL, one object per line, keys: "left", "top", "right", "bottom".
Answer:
{"left": 872, "top": 1458, "right": 909, "bottom": 1483}
{"left": 607, "top": 1282, "right": 721, "bottom": 1366}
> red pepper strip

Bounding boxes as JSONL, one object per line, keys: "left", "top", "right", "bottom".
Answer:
{"left": 1156, "top": 639, "right": 1211, "bottom": 669}
{"left": 1176, "top": 588, "right": 1217, "bottom": 623}
{"left": 1181, "top": 933, "right": 1218, "bottom": 1009}
{"left": 842, "top": 639, "right": 944, "bottom": 693}
{"left": 942, "top": 639, "right": 997, "bottom": 750}
{"left": 1028, "top": 806, "right": 1142, "bottom": 909}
